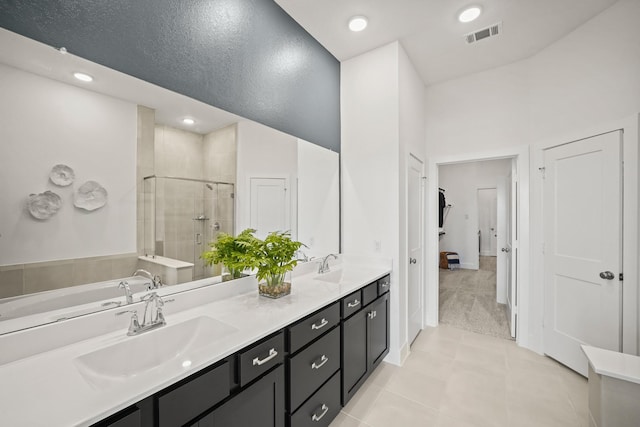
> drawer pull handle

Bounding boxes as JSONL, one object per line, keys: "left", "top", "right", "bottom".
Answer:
{"left": 311, "top": 404, "right": 329, "bottom": 422}
{"left": 347, "top": 299, "right": 360, "bottom": 308}
{"left": 252, "top": 348, "right": 278, "bottom": 366}
{"left": 311, "top": 318, "right": 328, "bottom": 330}
{"left": 311, "top": 355, "right": 329, "bottom": 370}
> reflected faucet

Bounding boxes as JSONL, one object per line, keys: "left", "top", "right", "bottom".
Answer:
{"left": 118, "top": 281, "right": 134, "bottom": 304}
{"left": 133, "top": 269, "right": 163, "bottom": 289}
{"left": 318, "top": 254, "right": 338, "bottom": 274}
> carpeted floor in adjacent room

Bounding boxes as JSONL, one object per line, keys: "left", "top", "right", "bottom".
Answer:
{"left": 439, "top": 256, "right": 512, "bottom": 340}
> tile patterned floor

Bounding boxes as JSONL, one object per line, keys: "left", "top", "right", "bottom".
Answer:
{"left": 329, "top": 325, "right": 588, "bottom": 427}
{"left": 439, "top": 256, "right": 512, "bottom": 340}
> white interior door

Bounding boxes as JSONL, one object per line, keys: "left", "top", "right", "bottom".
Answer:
{"left": 543, "top": 131, "right": 622, "bottom": 375}
{"left": 249, "top": 177, "right": 290, "bottom": 239}
{"left": 497, "top": 171, "right": 516, "bottom": 338}
{"left": 478, "top": 188, "right": 497, "bottom": 256}
{"left": 496, "top": 180, "right": 507, "bottom": 304}
{"left": 508, "top": 164, "right": 517, "bottom": 339}
{"left": 408, "top": 155, "right": 424, "bottom": 345}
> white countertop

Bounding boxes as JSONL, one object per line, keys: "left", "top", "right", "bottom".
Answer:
{"left": 582, "top": 345, "right": 640, "bottom": 385}
{"left": 0, "top": 258, "right": 391, "bottom": 427}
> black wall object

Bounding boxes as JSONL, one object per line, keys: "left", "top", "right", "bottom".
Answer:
{"left": 0, "top": 0, "right": 340, "bottom": 152}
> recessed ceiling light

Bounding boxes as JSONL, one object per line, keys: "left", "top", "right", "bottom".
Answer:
{"left": 73, "top": 72, "right": 93, "bottom": 82}
{"left": 182, "top": 118, "right": 195, "bottom": 125}
{"left": 348, "top": 16, "right": 368, "bottom": 32}
{"left": 458, "top": 6, "right": 482, "bottom": 23}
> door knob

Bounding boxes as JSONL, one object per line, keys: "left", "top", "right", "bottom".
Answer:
{"left": 599, "top": 271, "right": 615, "bottom": 280}
{"left": 409, "top": 258, "right": 417, "bottom": 264}
{"left": 501, "top": 247, "right": 510, "bottom": 253}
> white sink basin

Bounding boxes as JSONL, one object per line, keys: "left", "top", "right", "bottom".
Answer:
{"left": 74, "top": 316, "right": 237, "bottom": 385}
{"left": 314, "top": 269, "right": 365, "bottom": 284}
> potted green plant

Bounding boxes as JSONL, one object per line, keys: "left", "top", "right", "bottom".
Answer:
{"left": 201, "top": 229, "right": 259, "bottom": 281}
{"left": 253, "top": 230, "right": 303, "bottom": 298}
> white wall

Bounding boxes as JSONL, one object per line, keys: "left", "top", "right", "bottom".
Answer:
{"left": 424, "top": 0, "right": 640, "bottom": 354}
{"left": 399, "top": 45, "right": 428, "bottom": 349}
{"left": 426, "top": 0, "right": 640, "bottom": 157}
{"left": 342, "top": 42, "right": 401, "bottom": 363}
{"left": 297, "top": 139, "right": 339, "bottom": 258}
{"left": 342, "top": 41, "right": 426, "bottom": 364}
{"left": 236, "top": 120, "right": 298, "bottom": 237}
{"left": 0, "top": 64, "right": 137, "bottom": 265}
{"left": 154, "top": 125, "right": 204, "bottom": 179}
{"left": 439, "top": 160, "right": 512, "bottom": 269}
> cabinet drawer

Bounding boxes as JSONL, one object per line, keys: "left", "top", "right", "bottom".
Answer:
{"left": 238, "top": 331, "right": 285, "bottom": 387}
{"left": 288, "top": 326, "right": 340, "bottom": 411}
{"left": 378, "top": 275, "right": 390, "bottom": 295}
{"left": 288, "top": 302, "right": 340, "bottom": 353}
{"left": 158, "top": 361, "right": 229, "bottom": 427}
{"left": 290, "top": 370, "right": 341, "bottom": 427}
{"left": 341, "top": 290, "right": 362, "bottom": 319}
{"left": 362, "top": 282, "right": 378, "bottom": 307}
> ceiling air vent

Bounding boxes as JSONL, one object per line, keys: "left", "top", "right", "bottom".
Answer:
{"left": 465, "top": 22, "right": 502, "bottom": 44}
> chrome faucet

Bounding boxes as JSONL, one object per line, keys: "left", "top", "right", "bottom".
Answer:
{"left": 295, "top": 250, "right": 313, "bottom": 262}
{"left": 133, "top": 269, "right": 163, "bottom": 289}
{"left": 116, "top": 292, "right": 168, "bottom": 336}
{"left": 318, "top": 254, "right": 338, "bottom": 274}
{"left": 118, "top": 281, "right": 134, "bottom": 304}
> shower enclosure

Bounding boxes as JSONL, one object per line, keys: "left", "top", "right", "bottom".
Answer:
{"left": 143, "top": 176, "right": 235, "bottom": 280}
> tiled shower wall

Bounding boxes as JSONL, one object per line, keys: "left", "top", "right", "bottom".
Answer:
{"left": 147, "top": 123, "right": 237, "bottom": 280}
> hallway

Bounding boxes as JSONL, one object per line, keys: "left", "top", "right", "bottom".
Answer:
{"left": 439, "top": 256, "right": 512, "bottom": 340}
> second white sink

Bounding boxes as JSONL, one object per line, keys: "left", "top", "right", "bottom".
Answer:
{"left": 313, "top": 268, "right": 368, "bottom": 285}
{"left": 74, "top": 316, "right": 237, "bottom": 385}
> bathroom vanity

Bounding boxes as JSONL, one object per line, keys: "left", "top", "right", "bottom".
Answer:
{"left": 0, "top": 258, "right": 391, "bottom": 427}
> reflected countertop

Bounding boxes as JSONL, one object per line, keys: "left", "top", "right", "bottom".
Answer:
{"left": 0, "top": 255, "right": 391, "bottom": 427}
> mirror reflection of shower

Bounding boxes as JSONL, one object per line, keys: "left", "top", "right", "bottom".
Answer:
{"left": 144, "top": 176, "right": 235, "bottom": 280}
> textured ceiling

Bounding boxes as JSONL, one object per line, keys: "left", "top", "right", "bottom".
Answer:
{"left": 275, "top": 0, "right": 619, "bottom": 85}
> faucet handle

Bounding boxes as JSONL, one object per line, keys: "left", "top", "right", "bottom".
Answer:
{"left": 116, "top": 310, "right": 141, "bottom": 335}
{"left": 153, "top": 275, "right": 163, "bottom": 288}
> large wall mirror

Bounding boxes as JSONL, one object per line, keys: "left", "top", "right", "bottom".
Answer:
{"left": 0, "top": 29, "right": 339, "bottom": 334}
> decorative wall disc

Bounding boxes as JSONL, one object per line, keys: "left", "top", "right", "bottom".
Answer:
{"left": 27, "top": 191, "right": 63, "bottom": 220}
{"left": 49, "top": 164, "right": 75, "bottom": 186}
{"left": 74, "top": 181, "right": 108, "bottom": 211}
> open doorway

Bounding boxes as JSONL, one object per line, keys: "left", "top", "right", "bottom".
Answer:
{"left": 437, "top": 158, "right": 514, "bottom": 340}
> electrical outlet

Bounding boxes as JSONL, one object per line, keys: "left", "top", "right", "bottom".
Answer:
{"left": 374, "top": 240, "right": 382, "bottom": 252}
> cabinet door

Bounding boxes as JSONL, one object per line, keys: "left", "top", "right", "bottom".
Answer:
{"left": 368, "top": 293, "right": 389, "bottom": 370}
{"left": 210, "top": 365, "right": 284, "bottom": 427}
{"left": 341, "top": 309, "right": 367, "bottom": 404}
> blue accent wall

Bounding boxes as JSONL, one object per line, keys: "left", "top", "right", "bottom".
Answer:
{"left": 0, "top": 0, "right": 340, "bottom": 152}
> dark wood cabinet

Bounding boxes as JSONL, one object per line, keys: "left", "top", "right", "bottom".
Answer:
{"left": 341, "top": 276, "right": 390, "bottom": 406}
{"left": 206, "top": 365, "right": 285, "bottom": 427}
{"left": 157, "top": 361, "right": 230, "bottom": 427}
{"left": 94, "top": 406, "right": 141, "bottom": 427}
{"left": 342, "top": 308, "right": 368, "bottom": 403}
{"left": 368, "top": 292, "right": 389, "bottom": 370}
{"left": 289, "top": 371, "right": 341, "bottom": 427}
{"left": 288, "top": 326, "right": 340, "bottom": 411}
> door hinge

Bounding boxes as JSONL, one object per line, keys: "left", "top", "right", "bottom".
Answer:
{"left": 619, "top": 273, "right": 624, "bottom": 281}
{"left": 538, "top": 167, "right": 546, "bottom": 179}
